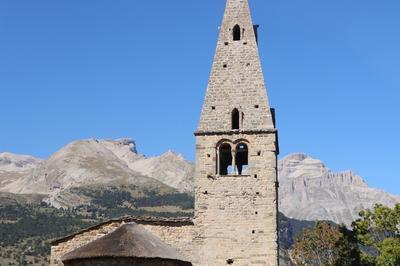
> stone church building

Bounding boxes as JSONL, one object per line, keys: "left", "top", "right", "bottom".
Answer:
{"left": 50, "top": 0, "right": 279, "bottom": 265}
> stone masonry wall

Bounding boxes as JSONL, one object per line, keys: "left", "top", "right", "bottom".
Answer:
{"left": 50, "top": 221, "right": 195, "bottom": 266}
{"left": 64, "top": 258, "right": 191, "bottom": 266}
{"left": 197, "top": 0, "right": 274, "bottom": 133}
{"left": 194, "top": 133, "right": 279, "bottom": 266}
{"left": 194, "top": 0, "right": 279, "bottom": 264}
{"left": 51, "top": 222, "right": 120, "bottom": 266}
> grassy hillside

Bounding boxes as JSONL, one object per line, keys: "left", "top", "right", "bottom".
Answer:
{"left": 0, "top": 189, "right": 194, "bottom": 265}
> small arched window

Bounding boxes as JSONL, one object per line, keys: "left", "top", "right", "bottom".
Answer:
{"left": 233, "top": 25, "right": 241, "bottom": 41}
{"left": 232, "top": 108, "right": 240, "bottom": 130}
{"left": 236, "top": 143, "right": 248, "bottom": 175}
{"left": 219, "top": 143, "right": 232, "bottom": 175}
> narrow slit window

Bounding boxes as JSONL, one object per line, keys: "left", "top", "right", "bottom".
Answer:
{"left": 233, "top": 25, "right": 241, "bottom": 41}
{"left": 232, "top": 108, "right": 240, "bottom": 130}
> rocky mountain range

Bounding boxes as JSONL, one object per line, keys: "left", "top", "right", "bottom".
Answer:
{"left": 278, "top": 153, "right": 399, "bottom": 226}
{"left": 0, "top": 138, "right": 399, "bottom": 226}
{"left": 0, "top": 139, "right": 193, "bottom": 208}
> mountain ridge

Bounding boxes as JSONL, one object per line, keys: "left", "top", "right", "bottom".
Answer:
{"left": 1, "top": 139, "right": 398, "bottom": 226}
{"left": 278, "top": 153, "right": 399, "bottom": 225}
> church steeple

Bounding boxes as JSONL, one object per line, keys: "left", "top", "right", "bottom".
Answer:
{"left": 196, "top": 0, "right": 275, "bottom": 134}
{"left": 193, "top": 0, "right": 279, "bottom": 265}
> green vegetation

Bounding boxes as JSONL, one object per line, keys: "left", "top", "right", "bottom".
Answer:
{"left": 135, "top": 190, "right": 194, "bottom": 210}
{"left": 353, "top": 204, "right": 400, "bottom": 266}
{"left": 292, "top": 203, "right": 400, "bottom": 266}
{"left": 0, "top": 200, "right": 94, "bottom": 265}
{"left": 292, "top": 221, "right": 360, "bottom": 266}
{"left": 0, "top": 189, "right": 194, "bottom": 265}
{"left": 71, "top": 185, "right": 194, "bottom": 210}
{"left": 71, "top": 186, "right": 194, "bottom": 219}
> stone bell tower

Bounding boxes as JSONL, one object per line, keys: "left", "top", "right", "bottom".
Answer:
{"left": 193, "top": 0, "right": 279, "bottom": 265}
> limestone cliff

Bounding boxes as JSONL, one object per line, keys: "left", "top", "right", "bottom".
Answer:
{"left": 278, "top": 153, "right": 400, "bottom": 226}
{"left": 1, "top": 141, "right": 398, "bottom": 226}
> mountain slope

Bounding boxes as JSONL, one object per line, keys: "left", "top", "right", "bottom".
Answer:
{"left": 1, "top": 140, "right": 164, "bottom": 194}
{"left": 0, "top": 152, "right": 41, "bottom": 172}
{"left": 0, "top": 139, "right": 194, "bottom": 208}
{"left": 0, "top": 153, "right": 42, "bottom": 193}
{"left": 127, "top": 151, "right": 194, "bottom": 192}
{"left": 1, "top": 140, "right": 398, "bottom": 226}
{"left": 278, "top": 153, "right": 400, "bottom": 225}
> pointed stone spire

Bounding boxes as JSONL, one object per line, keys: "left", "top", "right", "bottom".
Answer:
{"left": 196, "top": 0, "right": 275, "bottom": 134}
{"left": 194, "top": 1, "right": 279, "bottom": 264}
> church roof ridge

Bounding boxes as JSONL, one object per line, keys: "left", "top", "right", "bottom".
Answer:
{"left": 51, "top": 216, "right": 194, "bottom": 246}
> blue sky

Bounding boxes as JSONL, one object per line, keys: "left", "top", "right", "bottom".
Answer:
{"left": 0, "top": 0, "right": 399, "bottom": 195}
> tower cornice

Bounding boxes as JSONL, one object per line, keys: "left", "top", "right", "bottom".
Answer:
{"left": 194, "top": 128, "right": 277, "bottom": 136}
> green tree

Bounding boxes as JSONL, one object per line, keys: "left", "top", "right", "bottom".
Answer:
{"left": 292, "top": 221, "right": 360, "bottom": 266}
{"left": 352, "top": 203, "right": 400, "bottom": 266}
{"left": 335, "top": 225, "right": 362, "bottom": 266}
{"left": 376, "top": 238, "right": 400, "bottom": 266}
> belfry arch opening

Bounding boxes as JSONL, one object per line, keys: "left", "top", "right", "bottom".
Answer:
{"left": 232, "top": 108, "right": 240, "bottom": 130}
{"left": 217, "top": 142, "right": 249, "bottom": 176}
{"left": 218, "top": 143, "right": 232, "bottom": 175}
{"left": 236, "top": 143, "right": 248, "bottom": 175}
{"left": 233, "top": 25, "right": 241, "bottom": 41}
